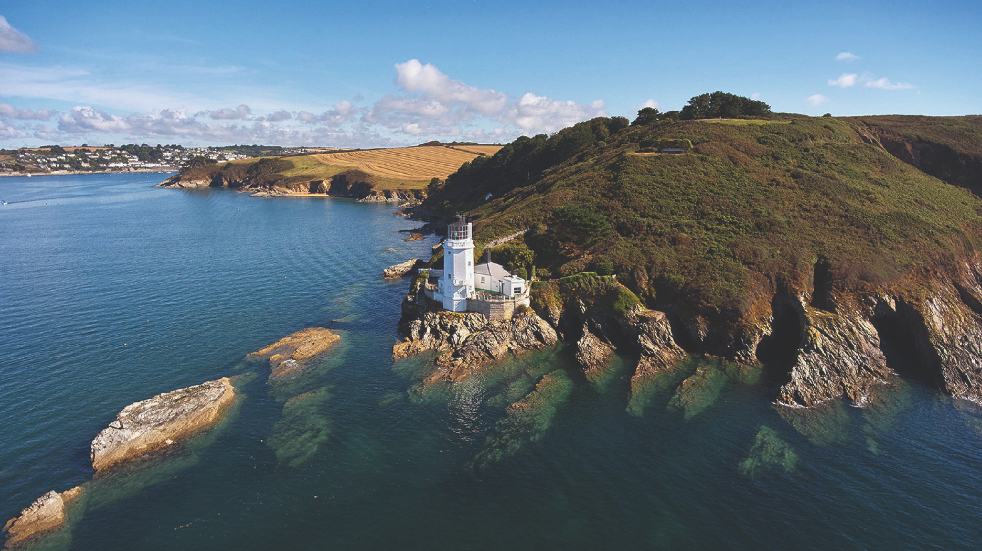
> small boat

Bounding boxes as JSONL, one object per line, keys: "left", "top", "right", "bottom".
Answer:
{"left": 1, "top": 200, "right": 7, "bottom": 206}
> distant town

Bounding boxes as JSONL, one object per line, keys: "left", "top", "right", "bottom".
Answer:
{"left": 0, "top": 144, "right": 313, "bottom": 176}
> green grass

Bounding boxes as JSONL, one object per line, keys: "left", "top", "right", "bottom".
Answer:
{"left": 424, "top": 114, "right": 982, "bottom": 346}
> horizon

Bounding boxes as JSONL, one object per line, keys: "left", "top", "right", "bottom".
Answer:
{"left": 1, "top": 0, "right": 980, "bottom": 148}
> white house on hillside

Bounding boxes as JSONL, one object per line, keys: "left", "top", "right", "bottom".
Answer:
{"left": 425, "top": 216, "right": 530, "bottom": 319}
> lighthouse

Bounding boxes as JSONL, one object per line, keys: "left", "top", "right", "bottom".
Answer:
{"left": 441, "top": 215, "right": 475, "bottom": 311}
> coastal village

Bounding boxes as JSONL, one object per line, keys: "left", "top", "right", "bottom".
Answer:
{"left": 0, "top": 144, "right": 310, "bottom": 176}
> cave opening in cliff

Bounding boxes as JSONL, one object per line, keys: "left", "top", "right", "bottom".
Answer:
{"left": 872, "top": 312, "right": 943, "bottom": 389}
{"left": 810, "top": 257, "right": 835, "bottom": 311}
{"left": 755, "top": 294, "right": 804, "bottom": 385}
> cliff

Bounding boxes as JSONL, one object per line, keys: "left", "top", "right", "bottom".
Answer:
{"left": 412, "top": 110, "right": 982, "bottom": 408}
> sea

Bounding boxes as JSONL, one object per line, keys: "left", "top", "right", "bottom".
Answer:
{"left": 0, "top": 173, "right": 979, "bottom": 550}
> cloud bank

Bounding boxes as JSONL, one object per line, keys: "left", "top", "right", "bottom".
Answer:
{"left": 0, "top": 58, "right": 608, "bottom": 147}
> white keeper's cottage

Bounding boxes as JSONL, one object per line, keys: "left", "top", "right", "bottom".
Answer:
{"left": 425, "top": 216, "right": 530, "bottom": 319}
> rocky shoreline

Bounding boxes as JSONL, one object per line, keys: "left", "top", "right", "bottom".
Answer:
{"left": 392, "top": 256, "right": 982, "bottom": 409}
{"left": 159, "top": 173, "right": 425, "bottom": 205}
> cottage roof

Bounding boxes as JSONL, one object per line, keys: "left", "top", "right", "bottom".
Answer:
{"left": 474, "top": 261, "right": 509, "bottom": 278}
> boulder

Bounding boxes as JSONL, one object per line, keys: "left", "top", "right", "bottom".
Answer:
{"left": 90, "top": 378, "right": 236, "bottom": 472}
{"left": 3, "top": 486, "right": 82, "bottom": 548}
{"left": 382, "top": 259, "right": 421, "bottom": 279}
{"left": 249, "top": 327, "right": 341, "bottom": 379}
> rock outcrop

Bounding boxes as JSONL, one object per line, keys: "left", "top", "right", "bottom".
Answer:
{"left": 382, "top": 259, "right": 422, "bottom": 279}
{"left": 392, "top": 308, "right": 558, "bottom": 383}
{"left": 575, "top": 322, "right": 616, "bottom": 382}
{"left": 90, "top": 377, "right": 236, "bottom": 472}
{"left": 628, "top": 307, "right": 687, "bottom": 390}
{"left": 3, "top": 487, "right": 82, "bottom": 548}
{"left": 772, "top": 260, "right": 982, "bottom": 407}
{"left": 249, "top": 327, "right": 341, "bottom": 379}
{"left": 776, "top": 299, "right": 893, "bottom": 408}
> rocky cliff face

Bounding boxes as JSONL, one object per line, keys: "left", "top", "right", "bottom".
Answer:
{"left": 160, "top": 170, "right": 424, "bottom": 204}
{"left": 751, "top": 259, "right": 982, "bottom": 408}
{"left": 90, "top": 377, "right": 236, "bottom": 472}
{"left": 393, "top": 307, "right": 559, "bottom": 384}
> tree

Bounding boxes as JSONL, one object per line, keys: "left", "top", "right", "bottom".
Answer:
{"left": 679, "top": 91, "right": 771, "bottom": 120}
{"left": 632, "top": 107, "right": 661, "bottom": 125}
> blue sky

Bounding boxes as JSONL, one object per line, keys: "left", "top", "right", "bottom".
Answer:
{"left": 0, "top": 0, "right": 979, "bottom": 147}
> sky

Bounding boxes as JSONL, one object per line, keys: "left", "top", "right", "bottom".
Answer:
{"left": 0, "top": 0, "right": 979, "bottom": 148}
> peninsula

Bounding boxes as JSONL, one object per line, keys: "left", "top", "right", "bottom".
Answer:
{"left": 160, "top": 143, "right": 502, "bottom": 203}
{"left": 394, "top": 93, "right": 982, "bottom": 409}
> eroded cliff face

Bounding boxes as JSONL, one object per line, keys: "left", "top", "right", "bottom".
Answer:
{"left": 395, "top": 256, "right": 982, "bottom": 410}
{"left": 745, "top": 258, "right": 982, "bottom": 408}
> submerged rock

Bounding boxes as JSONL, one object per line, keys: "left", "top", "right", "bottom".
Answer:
{"left": 738, "top": 426, "right": 798, "bottom": 477}
{"left": 668, "top": 364, "right": 727, "bottom": 419}
{"left": 473, "top": 370, "right": 574, "bottom": 468}
{"left": 382, "top": 258, "right": 422, "bottom": 279}
{"left": 268, "top": 388, "right": 332, "bottom": 468}
{"left": 250, "top": 327, "right": 341, "bottom": 379}
{"left": 3, "top": 487, "right": 82, "bottom": 548}
{"left": 90, "top": 377, "right": 236, "bottom": 472}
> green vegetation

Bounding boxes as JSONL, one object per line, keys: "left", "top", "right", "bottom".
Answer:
{"left": 424, "top": 95, "right": 982, "bottom": 349}
{"left": 680, "top": 91, "right": 771, "bottom": 120}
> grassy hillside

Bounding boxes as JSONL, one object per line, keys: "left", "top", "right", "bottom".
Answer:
{"left": 175, "top": 144, "right": 502, "bottom": 193}
{"left": 422, "top": 113, "right": 982, "bottom": 347}
{"left": 849, "top": 115, "right": 982, "bottom": 195}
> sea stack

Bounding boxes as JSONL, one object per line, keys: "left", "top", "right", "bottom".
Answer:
{"left": 90, "top": 377, "right": 236, "bottom": 472}
{"left": 249, "top": 327, "right": 341, "bottom": 379}
{"left": 3, "top": 487, "right": 82, "bottom": 548}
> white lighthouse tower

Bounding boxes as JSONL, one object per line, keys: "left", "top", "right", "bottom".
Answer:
{"left": 441, "top": 215, "right": 475, "bottom": 311}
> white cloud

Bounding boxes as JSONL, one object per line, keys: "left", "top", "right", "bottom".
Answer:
{"left": 0, "top": 103, "right": 54, "bottom": 120}
{"left": 1, "top": 59, "right": 609, "bottom": 146}
{"left": 510, "top": 93, "right": 605, "bottom": 133}
{"left": 835, "top": 52, "right": 859, "bottom": 62}
{"left": 58, "top": 106, "right": 129, "bottom": 133}
{"left": 395, "top": 59, "right": 507, "bottom": 115}
{"left": 640, "top": 99, "right": 660, "bottom": 110}
{"left": 806, "top": 94, "right": 829, "bottom": 106}
{"left": 827, "top": 72, "right": 914, "bottom": 91}
{"left": 864, "top": 77, "right": 913, "bottom": 90}
{"left": 376, "top": 59, "right": 606, "bottom": 136}
{"left": 0, "top": 16, "right": 35, "bottom": 53}
{"left": 828, "top": 73, "right": 859, "bottom": 88}
{"left": 204, "top": 104, "right": 252, "bottom": 120}
{"left": 263, "top": 110, "right": 292, "bottom": 122}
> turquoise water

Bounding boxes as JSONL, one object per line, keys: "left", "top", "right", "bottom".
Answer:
{"left": 1, "top": 173, "right": 980, "bottom": 549}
